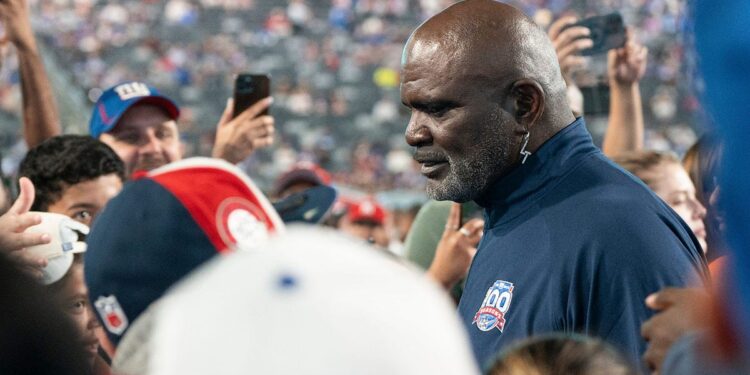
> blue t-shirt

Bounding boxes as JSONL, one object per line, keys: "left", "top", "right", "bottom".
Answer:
{"left": 457, "top": 118, "right": 709, "bottom": 369}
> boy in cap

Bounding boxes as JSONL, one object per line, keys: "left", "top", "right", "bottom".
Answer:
{"left": 90, "top": 81, "right": 275, "bottom": 176}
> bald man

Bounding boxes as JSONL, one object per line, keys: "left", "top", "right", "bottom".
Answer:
{"left": 401, "top": 0, "right": 708, "bottom": 368}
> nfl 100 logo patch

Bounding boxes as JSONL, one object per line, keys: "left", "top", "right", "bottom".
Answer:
{"left": 473, "top": 280, "right": 514, "bottom": 332}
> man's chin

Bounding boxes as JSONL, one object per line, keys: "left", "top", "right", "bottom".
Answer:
{"left": 425, "top": 178, "right": 475, "bottom": 203}
{"left": 133, "top": 160, "right": 169, "bottom": 173}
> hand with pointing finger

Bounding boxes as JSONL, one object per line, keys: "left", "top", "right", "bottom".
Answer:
{"left": 427, "top": 202, "right": 484, "bottom": 291}
{"left": 212, "top": 97, "right": 275, "bottom": 164}
{"left": 0, "top": 177, "right": 50, "bottom": 276}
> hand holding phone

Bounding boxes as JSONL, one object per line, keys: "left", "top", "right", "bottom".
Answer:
{"left": 212, "top": 73, "right": 274, "bottom": 164}
{"left": 561, "top": 13, "right": 626, "bottom": 56}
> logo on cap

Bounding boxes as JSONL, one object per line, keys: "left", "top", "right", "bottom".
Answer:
{"left": 473, "top": 280, "right": 514, "bottom": 333}
{"left": 114, "top": 82, "right": 151, "bottom": 101}
{"left": 95, "top": 295, "right": 129, "bottom": 335}
{"left": 217, "top": 198, "right": 269, "bottom": 251}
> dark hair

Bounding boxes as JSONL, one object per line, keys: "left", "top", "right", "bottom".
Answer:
{"left": 683, "top": 134, "right": 722, "bottom": 211}
{"left": 683, "top": 134, "right": 725, "bottom": 260}
{"left": 611, "top": 150, "right": 681, "bottom": 188}
{"left": 19, "top": 135, "right": 126, "bottom": 211}
{"left": 0, "top": 254, "right": 89, "bottom": 375}
{"left": 487, "top": 334, "right": 636, "bottom": 375}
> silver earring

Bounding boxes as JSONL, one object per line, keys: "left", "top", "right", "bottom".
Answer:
{"left": 520, "top": 132, "right": 531, "bottom": 164}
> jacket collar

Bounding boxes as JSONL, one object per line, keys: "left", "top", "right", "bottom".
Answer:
{"left": 475, "top": 117, "right": 598, "bottom": 225}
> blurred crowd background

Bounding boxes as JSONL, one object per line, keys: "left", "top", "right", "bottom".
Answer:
{"left": 0, "top": 0, "right": 702, "bottom": 194}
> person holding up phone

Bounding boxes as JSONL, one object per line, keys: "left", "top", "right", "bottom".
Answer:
{"left": 212, "top": 74, "right": 275, "bottom": 164}
{"left": 547, "top": 15, "right": 648, "bottom": 157}
{"left": 89, "top": 80, "right": 274, "bottom": 177}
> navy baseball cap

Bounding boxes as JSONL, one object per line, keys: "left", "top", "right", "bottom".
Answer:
{"left": 89, "top": 82, "right": 180, "bottom": 138}
{"left": 84, "top": 157, "right": 284, "bottom": 346}
{"left": 272, "top": 185, "right": 337, "bottom": 224}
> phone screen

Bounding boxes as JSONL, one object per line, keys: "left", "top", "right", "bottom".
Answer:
{"left": 233, "top": 74, "right": 271, "bottom": 118}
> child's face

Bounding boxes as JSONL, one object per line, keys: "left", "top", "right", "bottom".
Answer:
{"left": 56, "top": 262, "right": 101, "bottom": 362}
{"left": 47, "top": 173, "right": 123, "bottom": 226}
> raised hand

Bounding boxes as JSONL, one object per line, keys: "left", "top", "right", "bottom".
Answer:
{"left": 608, "top": 29, "right": 648, "bottom": 85}
{"left": 548, "top": 16, "right": 592, "bottom": 79}
{"left": 0, "top": 177, "right": 50, "bottom": 277}
{"left": 212, "top": 97, "right": 275, "bottom": 164}
{"left": 426, "top": 202, "right": 484, "bottom": 290}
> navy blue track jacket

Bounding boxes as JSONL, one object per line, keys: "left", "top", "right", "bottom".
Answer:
{"left": 457, "top": 118, "right": 709, "bottom": 368}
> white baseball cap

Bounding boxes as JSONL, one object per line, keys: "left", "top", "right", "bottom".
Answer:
{"left": 150, "top": 225, "right": 480, "bottom": 375}
{"left": 24, "top": 212, "right": 89, "bottom": 285}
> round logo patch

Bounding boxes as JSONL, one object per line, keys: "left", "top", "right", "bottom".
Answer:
{"left": 217, "top": 198, "right": 269, "bottom": 251}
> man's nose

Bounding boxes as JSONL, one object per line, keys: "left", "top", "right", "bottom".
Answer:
{"left": 139, "top": 131, "right": 163, "bottom": 154}
{"left": 85, "top": 305, "right": 101, "bottom": 330}
{"left": 405, "top": 112, "right": 432, "bottom": 147}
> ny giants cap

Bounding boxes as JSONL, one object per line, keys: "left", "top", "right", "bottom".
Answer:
{"left": 89, "top": 82, "right": 180, "bottom": 138}
{"left": 84, "top": 157, "right": 284, "bottom": 345}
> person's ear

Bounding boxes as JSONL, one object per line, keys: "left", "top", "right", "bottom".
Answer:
{"left": 509, "top": 79, "right": 545, "bottom": 130}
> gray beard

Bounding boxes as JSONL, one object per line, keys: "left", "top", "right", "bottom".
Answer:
{"left": 426, "top": 137, "right": 512, "bottom": 203}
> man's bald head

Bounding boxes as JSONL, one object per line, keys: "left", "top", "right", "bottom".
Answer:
{"left": 401, "top": 0, "right": 576, "bottom": 202}
{"left": 404, "top": 0, "right": 569, "bottom": 116}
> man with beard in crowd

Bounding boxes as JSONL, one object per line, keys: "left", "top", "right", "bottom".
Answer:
{"left": 400, "top": 0, "right": 708, "bottom": 368}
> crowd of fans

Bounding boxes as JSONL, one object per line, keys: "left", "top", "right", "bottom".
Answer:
{"left": 0, "top": 0, "right": 748, "bottom": 375}
{"left": 0, "top": 0, "right": 703, "bottom": 192}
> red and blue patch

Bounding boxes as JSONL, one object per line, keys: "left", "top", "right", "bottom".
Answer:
{"left": 472, "top": 280, "right": 514, "bottom": 333}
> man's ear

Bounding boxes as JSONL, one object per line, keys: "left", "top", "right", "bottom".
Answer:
{"left": 509, "top": 79, "right": 545, "bottom": 130}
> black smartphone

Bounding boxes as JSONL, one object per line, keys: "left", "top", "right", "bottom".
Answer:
{"left": 564, "top": 13, "right": 626, "bottom": 56}
{"left": 233, "top": 74, "right": 270, "bottom": 118}
{"left": 580, "top": 83, "right": 611, "bottom": 115}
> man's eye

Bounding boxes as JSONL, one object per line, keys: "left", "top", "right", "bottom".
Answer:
{"left": 70, "top": 300, "right": 86, "bottom": 313}
{"left": 73, "top": 211, "right": 92, "bottom": 224}
{"left": 427, "top": 104, "right": 454, "bottom": 117}
{"left": 116, "top": 133, "right": 140, "bottom": 144}
{"left": 156, "top": 128, "right": 174, "bottom": 139}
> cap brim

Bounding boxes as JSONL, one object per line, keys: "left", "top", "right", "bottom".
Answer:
{"left": 273, "top": 185, "right": 337, "bottom": 224}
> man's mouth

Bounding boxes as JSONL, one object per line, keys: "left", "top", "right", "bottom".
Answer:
{"left": 414, "top": 152, "right": 449, "bottom": 178}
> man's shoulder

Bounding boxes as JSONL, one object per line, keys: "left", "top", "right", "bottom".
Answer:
{"left": 549, "top": 151, "right": 670, "bottom": 217}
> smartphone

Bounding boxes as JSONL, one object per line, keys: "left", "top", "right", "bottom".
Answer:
{"left": 580, "top": 83, "right": 611, "bottom": 115}
{"left": 563, "top": 13, "right": 626, "bottom": 56}
{"left": 232, "top": 74, "right": 271, "bottom": 118}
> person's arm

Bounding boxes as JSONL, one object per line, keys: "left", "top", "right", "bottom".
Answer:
{"left": 602, "top": 32, "right": 648, "bottom": 157}
{"left": 0, "top": 0, "right": 61, "bottom": 148}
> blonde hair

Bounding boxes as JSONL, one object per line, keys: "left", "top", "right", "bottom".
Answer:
{"left": 487, "top": 334, "right": 636, "bottom": 375}
{"left": 612, "top": 150, "right": 681, "bottom": 188}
